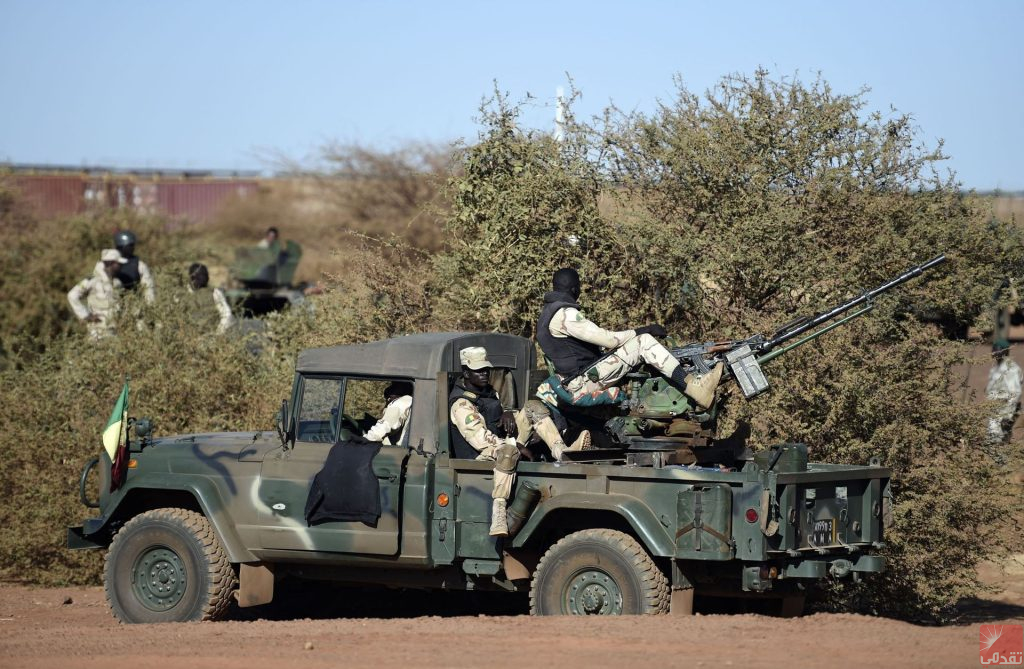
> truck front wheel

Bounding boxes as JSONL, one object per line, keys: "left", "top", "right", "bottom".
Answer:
{"left": 530, "top": 529, "right": 669, "bottom": 615}
{"left": 105, "top": 508, "right": 236, "bottom": 623}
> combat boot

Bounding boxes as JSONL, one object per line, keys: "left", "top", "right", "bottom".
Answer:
{"left": 684, "top": 362, "right": 723, "bottom": 409}
{"left": 670, "top": 362, "right": 724, "bottom": 410}
{"left": 567, "top": 429, "right": 592, "bottom": 453}
{"left": 489, "top": 498, "right": 508, "bottom": 537}
{"left": 534, "top": 416, "right": 568, "bottom": 460}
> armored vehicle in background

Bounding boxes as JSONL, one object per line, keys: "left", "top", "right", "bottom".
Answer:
{"left": 224, "top": 240, "right": 307, "bottom": 316}
{"left": 69, "top": 332, "right": 892, "bottom": 623}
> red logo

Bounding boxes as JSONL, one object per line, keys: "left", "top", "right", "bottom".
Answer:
{"left": 980, "top": 624, "right": 1023, "bottom": 665}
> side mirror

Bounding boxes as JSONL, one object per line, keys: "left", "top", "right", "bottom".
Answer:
{"left": 276, "top": 399, "right": 292, "bottom": 446}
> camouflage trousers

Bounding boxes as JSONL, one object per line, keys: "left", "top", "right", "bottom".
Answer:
{"left": 474, "top": 441, "right": 519, "bottom": 500}
{"left": 513, "top": 399, "right": 586, "bottom": 458}
{"left": 562, "top": 333, "right": 680, "bottom": 403}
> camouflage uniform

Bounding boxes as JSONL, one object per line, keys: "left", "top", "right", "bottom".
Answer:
{"left": 449, "top": 392, "right": 519, "bottom": 501}
{"left": 67, "top": 251, "right": 124, "bottom": 340}
{"left": 548, "top": 306, "right": 683, "bottom": 402}
{"left": 184, "top": 286, "right": 236, "bottom": 334}
{"left": 364, "top": 395, "right": 413, "bottom": 446}
{"left": 513, "top": 399, "right": 591, "bottom": 460}
{"left": 986, "top": 351, "right": 1022, "bottom": 448}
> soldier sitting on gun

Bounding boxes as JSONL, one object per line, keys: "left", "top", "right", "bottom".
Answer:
{"left": 536, "top": 268, "right": 722, "bottom": 410}
{"left": 449, "top": 347, "right": 592, "bottom": 536}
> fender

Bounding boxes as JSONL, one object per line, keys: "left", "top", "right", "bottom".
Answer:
{"left": 510, "top": 492, "right": 676, "bottom": 557}
{"left": 97, "top": 474, "right": 256, "bottom": 564}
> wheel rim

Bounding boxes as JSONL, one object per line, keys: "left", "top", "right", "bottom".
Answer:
{"left": 563, "top": 568, "right": 623, "bottom": 615}
{"left": 131, "top": 545, "right": 188, "bottom": 612}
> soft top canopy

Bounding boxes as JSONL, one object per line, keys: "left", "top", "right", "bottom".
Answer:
{"left": 296, "top": 332, "right": 535, "bottom": 380}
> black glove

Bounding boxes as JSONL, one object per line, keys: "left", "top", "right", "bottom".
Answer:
{"left": 635, "top": 324, "right": 668, "bottom": 338}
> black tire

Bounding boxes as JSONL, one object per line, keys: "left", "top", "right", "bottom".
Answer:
{"left": 105, "top": 508, "right": 236, "bottom": 623}
{"left": 530, "top": 529, "right": 669, "bottom": 615}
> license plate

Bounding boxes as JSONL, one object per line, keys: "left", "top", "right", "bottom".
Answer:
{"left": 811, "top": 518, "right": 836, "bottom": 546}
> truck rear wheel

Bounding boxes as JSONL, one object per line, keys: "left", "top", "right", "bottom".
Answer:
{"left": 530, "top": 529, "right": 669, "bottom": 615}
{"left": 105, "top": 508, "right": 236, "bottom": 623}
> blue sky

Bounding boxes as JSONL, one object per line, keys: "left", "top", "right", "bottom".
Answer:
{"left": 1, "top": 1, "right": 1021, "bottom": 189}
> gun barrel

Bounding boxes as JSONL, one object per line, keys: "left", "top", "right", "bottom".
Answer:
{"left": 762, "top": 254, "right": 946, "bottom": 352}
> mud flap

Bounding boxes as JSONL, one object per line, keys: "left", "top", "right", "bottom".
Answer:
{"left": 236, "top": 562, "right": 274, "bottom": 608}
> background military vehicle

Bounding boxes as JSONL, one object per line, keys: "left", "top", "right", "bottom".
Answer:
{"left": 224, "top": 239, "right": 307, "bottom": 316}
{"left": 70, "top": 332, "right": 891, "bottom": 623}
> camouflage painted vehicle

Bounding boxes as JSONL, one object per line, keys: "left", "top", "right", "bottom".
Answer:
{"left": 69, "top": 332, "right": 892, "bottom": 623}
{"left": 224, "top": 240, "right": 307, "bottom": 316}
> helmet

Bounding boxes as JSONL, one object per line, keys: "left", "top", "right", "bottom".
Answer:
{"left": 114, "top": 230, "right": 137, "bottom": 250}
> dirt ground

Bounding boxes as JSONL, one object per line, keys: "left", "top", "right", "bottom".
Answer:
{"left": 2, "top": 563, "right": 1023, "bottom": 669}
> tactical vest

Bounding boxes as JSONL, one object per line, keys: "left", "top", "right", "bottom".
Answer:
{"left": 447, "top": 381, "right": 504, "bottom": 459}
{"left": 183, "top": 288, "right": 221, "bottom": 331}
{"left": 535, "top": 291, "right": 603, "bottom": 378}
{"left": 116, "top": 256, "right": 142, "bottom": 291}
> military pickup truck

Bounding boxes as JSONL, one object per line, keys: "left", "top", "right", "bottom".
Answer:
{"left": 69, "top": 332, "right": 892, "bottom": 623}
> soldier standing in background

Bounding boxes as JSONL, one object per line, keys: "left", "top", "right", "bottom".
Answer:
{"left": 257, "top": 226, "right": 279, "bottom": 249}
{"left": 186, "top": 263, "right": 236, "bottom": 334}
{"left": 113, "top": 230, "right": 155, "bottom": 303}
{"left": 67, "top": 249, "right": 125, "bottom": 340}
{"left": 986, "top": 339, "right": 1023, "bottom": 452}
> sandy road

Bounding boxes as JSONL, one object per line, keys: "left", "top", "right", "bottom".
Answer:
{"left": 2, "top": 579, "right": 1021, "bottom": 669}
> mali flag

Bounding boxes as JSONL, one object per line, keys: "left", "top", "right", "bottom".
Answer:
{"left": 103, "top": 381, "right": 129, "bottom": 491}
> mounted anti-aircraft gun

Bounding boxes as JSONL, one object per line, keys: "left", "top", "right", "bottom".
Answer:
{"left": 603, "top": 254, "right": 947, "bottom": 462}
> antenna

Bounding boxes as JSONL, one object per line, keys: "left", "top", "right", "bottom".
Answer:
{"left": 554, "top": 86, "right": 566, "bottom": 142}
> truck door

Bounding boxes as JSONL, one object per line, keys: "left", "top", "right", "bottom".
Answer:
{"left": 256, "top": 375, "right": 408, "bottom": 555}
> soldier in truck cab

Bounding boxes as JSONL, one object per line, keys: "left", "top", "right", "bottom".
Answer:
{"left": 363, "top": 381, "right": 413, "bottom": 446}
{"left": 536, "top": 268, "right": 722, "bottom": 409}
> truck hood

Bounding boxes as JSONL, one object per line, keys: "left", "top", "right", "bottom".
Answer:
{"left": 145, "top": 431, "right": 282, "bottom": 461}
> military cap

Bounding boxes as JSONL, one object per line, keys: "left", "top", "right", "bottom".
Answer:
{"left": 101, "top": 249, "right": 129, "bottom": 264}
{"left": 459, "top": 346, "right": 493, "bottom": 370}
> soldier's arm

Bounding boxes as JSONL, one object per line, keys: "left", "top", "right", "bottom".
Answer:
{"left": 212, "top": 288, "right": 235, "bottom": 334}
{"left": 365, "top": 395, "right": 412, "bottom": 443}
{"left": 67, "top": 278, "right": 92, "bottom": 321}
{"left": 556, "top": 307, "right": 634, "bottom": 349}
{"left": 450, "top": 397, "right": 509, "bottom": 454}
{"left": 138, "top": 261, "right": 156, "bottom": 303}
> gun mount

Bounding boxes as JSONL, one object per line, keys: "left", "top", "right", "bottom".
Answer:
{"left": 591, "top": 254, "right": 947, "bottom": 465}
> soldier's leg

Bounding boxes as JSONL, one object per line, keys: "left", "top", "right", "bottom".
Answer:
{"left": 573, "top": 333, "right": 723, "bottom": 409}
{"left": 490, "top": 441, "right": 520, "bottom": 537}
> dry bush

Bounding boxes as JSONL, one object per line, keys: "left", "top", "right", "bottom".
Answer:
{"left": 992, "top": 194, "right": 1024, "bottom": 226}
{"left": 313, "top": 141, "right": 451, "bottom": 252}
{"left": 0, "top": 289, "right": 291, "bottom": 584}
{"left": 0, "top": 207, "right": 189, "bottom": 367}
{"left": 199, "top": 144, "right": 451, "bottom": 286}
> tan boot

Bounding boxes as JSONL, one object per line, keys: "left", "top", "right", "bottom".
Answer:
{"left": 683, "top": 362, "right": 724, "bottom": 409}
{"left": 534, "top": 417, "right": 568, "bottom": 460}
{"left": 489, "top": 498, "right": 508, "bottom": 537}
{"left": 567, "top": 430, "right": 592, "bottom": 452}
